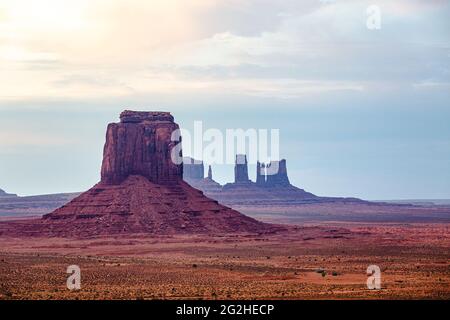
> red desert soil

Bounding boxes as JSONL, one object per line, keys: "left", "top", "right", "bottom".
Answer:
{"left": 0, "top": 223, "right": 448, "bottom": 300}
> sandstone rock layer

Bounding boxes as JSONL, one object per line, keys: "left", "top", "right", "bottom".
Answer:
{"left": 101, "top": 111, "right": 182, "bottom": 185}
{"left": 41, "top": 175, "right": 269, "bottom": 237}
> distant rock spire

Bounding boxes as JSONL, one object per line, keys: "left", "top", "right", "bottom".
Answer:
{"left": 266, "top": 159, "right": 290, "bottom": 187}
{"left": 256, "top": 161, "right": 266, "bottom": 186}
{"left": 234, "top": 154, "right": 250, "bottom": 183}
{"left": 207, "top": 165, "right": 213, "bottom": 180}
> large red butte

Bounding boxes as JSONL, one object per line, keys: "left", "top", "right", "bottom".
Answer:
{"left": 40, "top": 110, "right": 276, "bottom": 237}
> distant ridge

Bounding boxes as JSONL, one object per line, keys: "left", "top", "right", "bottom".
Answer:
{"left": 0, "top": 188, "right": 17, "bottom": 198}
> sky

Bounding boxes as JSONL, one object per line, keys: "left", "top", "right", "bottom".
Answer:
{"left": 0, "top": 0, "right": 449, "bottom": 199}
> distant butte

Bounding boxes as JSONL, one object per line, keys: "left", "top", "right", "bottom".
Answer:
{"left": 183, "top": 155, "right": 364, "bottom": 206}
{"left": 0, "top": 188, "right": 17, "bottom": 198}
{"left": 0, "top": 110, "right": 278, "bottom": 237}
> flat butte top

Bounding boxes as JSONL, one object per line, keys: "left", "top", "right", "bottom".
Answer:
{"left": 120, "top": 110, "right": 174, "bottom": 123}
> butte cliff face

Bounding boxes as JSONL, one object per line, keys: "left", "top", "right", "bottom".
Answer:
{"left": 101, "top": 111, "right": 182, "bottom": 185}
{"left": 37, "top": 111, "right": 274, "bottom": 237}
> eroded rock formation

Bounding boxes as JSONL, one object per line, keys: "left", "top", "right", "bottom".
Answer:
{"left": 183, "top": 157, "right": 204, "bottom": 182}
{"left": 197, "top": 156, "right": 320, "bottom": 206}
{"left": 264, "top": 160, "right": 291, "bottom": 187}
{"left": 207, "top": 165, "right": 213, "bottom": 180}
{"left": 256, "top": 162, "right": 265, "bottom": 186}
{"left": 101, "top": 111, "right": 182, "bottom": 185}
{"left": 234, "top": 154, "right": 251, "bottom": 184}
{"left": 183, "top": 160, "right": 223, "bottom": 194}
{"left": 37, "top": 111, "right": 275, "bottom": 237}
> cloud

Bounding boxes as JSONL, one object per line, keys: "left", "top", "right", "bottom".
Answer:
{"left": 0, "top": 0, "right": 448, "bottom": 103}
{"left": 413, "top": 80, "right": 450, "bottom": 90}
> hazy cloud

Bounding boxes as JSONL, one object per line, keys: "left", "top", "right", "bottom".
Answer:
{"left": 1, "top": 0, "right": 448, "bottom": 102}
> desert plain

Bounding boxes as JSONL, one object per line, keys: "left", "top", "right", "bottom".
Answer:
{"left": 0, "top": 219, "right": 448, "bottom": 300}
